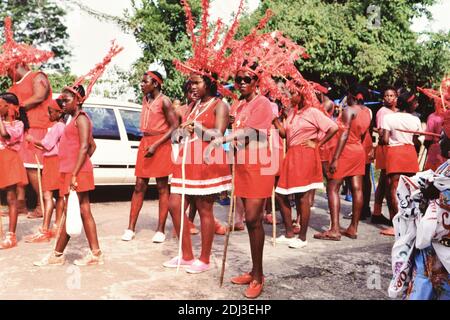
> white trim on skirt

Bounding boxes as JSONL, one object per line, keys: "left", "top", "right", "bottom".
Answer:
{"left": 275, "top": 182, "right": 324, "bottom": 195}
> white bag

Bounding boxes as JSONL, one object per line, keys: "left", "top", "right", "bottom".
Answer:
{"left": 66, "top": 190, "right": 82, "bottom": 236}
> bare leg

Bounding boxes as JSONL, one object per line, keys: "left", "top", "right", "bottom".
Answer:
{"left": 243, "top": 197, "right": 265, "bottom": 284}
{"left": 78, "top": 192, "right": 100, "bottom": 252}
{"left": 373, "top": 170, "right": 387, "bottom": 216}
{"left": 27, "top": 169, "right": 41, "bottom": 211}
{"left": 155, "top": 176, "right": 170, "bottom": 233}
{"left": 168, "top": 193, "right": 194, "bottom": 261}
{"left": 362, "top": 164, "right": 372, "bottom": 218}
{"left": 54, "top": 197, "right": 70, "bottom": 253}
{"left": 314, "top": 178, "right": 342, "bottom": 240}
{"left": 6, "top": 186, "right": 18, "bottom": 233}
{"left": 54, "top": 193, "right": 64, "bottom": 227}
{"left": 343, "top": 175, "right": 363, "bottom": 237}
{"left": 42, "top": 191, "right": 55, "bottom": 231}
{"left": 127, "top": 177, "right": 149, "bottom": 231}
{"left": 195, "top": 195, "right": 215, "bottom": 264}
{"left": 296, "top": 190, "right": 313, "bottom": 241}
{"left": 277, "top": 194, "right": 294, "bottom": 238}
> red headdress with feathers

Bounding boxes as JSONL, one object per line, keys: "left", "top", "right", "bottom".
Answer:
{"left": 0, "top": 17, "right": 54, "bottom": 77}
{"left": 226, "top": 10, "right": 319, "bottom": 109}
{"left": 173, "top": 0, "right": 245, "bottom": 98}
{"left": 417, "top": 77, "right": 450, "bottom": 114}
{"left": 63, "top": 41, "right": 123, "bottom": 102}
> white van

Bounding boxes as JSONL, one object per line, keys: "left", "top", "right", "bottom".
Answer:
{"left": 56, "top": 96, "right": 151, "bottom": 186}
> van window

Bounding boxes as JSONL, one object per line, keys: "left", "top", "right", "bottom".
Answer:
{"left": 119, "top": 109, "right": 143, "bottom": 141}
{"left": 84, "top": 107, "right": 121, "bottom": 140}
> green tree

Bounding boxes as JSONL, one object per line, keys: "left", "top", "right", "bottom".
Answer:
{"left": 237, "top": 0, "right": 450, "bottom": 96}
{"left": 125, "top": 0, "right": 202, "bottom": 100}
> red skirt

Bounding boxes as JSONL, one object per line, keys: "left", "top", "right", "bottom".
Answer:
{"left": 375, "top": 145, "right": 387, "bottom": 170}
{"left": 19, "top": 127, "right": 47, "bottom": 169}
{"left": 276, "top": 144, "right": 323, "bottom": 195}
{"left": 171, "top": 140, "right": 231, "bottom": 195}
{"left": 234, "top": 147, "right": 275, "bottom": 199}
{"left": 135, "top": 135, "right": 173, "bottom": 178}
{"left": 59, "top": 171, "right": 95, "bottom": 196}
{"left": 329, "top": 143, "right": 365, "bottom": 180}
{"left": 0, "top": 148, "right": 28, "bottom": 189}
{"left": 385, "top": 145, "right": 419, "bottom": 175}
{"left": 42, "top": 156, "right": 60, "bottom": 192}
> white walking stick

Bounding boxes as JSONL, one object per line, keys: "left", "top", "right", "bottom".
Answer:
{"left": 177, "top": 137, "right": 189, "bottom": 273}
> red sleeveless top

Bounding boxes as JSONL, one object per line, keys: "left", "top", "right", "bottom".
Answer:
{"left": 59, "top": 111, "right": 93, "bottom": 174}
{"left": 346, "top": 105, "right": 371, "bottom": 145}
{"left": 9, "top": 71, "right": 53, "bottom": 129}
{"left": 140, "top": 95, "right": 170, "bottom": 135}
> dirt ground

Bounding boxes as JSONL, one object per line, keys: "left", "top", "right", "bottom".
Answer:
{"left": 0, "top": 188, "right": 396, "bottom": 300}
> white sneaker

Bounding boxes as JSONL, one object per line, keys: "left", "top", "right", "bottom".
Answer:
{"left": 289, "top": 238, "right": 308, "bottom": 249}
{"left": 275, "top": 235, "right": 296, "bottom": 245}
{"left": 121, "top": 229, "right": 135, "bottom": 241}
{"left": 33, "top": 251, "right": 65, "bottom": 267}
{"left": 152, "top": 231, "right": 166, "bottom": 243}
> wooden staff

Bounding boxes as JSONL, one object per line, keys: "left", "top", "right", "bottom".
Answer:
{"left": 219, "top": 162, "right": 235, "bottom": 287}
{"left": 34, "top": 154, "right": 45, "bottom": 217}
{"left": 395, "top": 129, "right": 441, "bottom": 138}
{"left": 176, "top": 137, "right": 189, "bottom": 273}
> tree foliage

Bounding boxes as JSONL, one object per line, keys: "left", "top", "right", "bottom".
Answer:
{"left": 124, "top": 0, "right": 202, "bottom": 100}
{"left": 237, "top": 0, "right": 450, "bottom": 97}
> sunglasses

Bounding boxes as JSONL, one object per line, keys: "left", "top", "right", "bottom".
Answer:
{"left": 235, "top": 76, "right": 255, "bottom": 84}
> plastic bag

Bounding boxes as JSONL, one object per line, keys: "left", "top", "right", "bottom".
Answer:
{"left": 66, "top": 190, "right": 82, "bottom": 236}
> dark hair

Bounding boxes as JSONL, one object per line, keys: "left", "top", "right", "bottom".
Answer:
{"left": 147, "top": 70, "right": 163, "bottom": 90}
{"left": 348, "top": 84, "right": 369, "bottom": 103}
{"left": 202, "top": 74, "right": 218, "bottom": 97}
{"left": 397, "top": 91, "right": 416, "bottom": 112}
{"left": 0, "top": 92, "right": 19, "bottom": 106}
{"left": 0, "top": 92, "right": 29, "bottom": 129}
{"left": 64, "top": 85, "right": 86, "bottom": 106}
{"left": 383, "top": 86, "right": 397, "bottom": 95}
{"left": 182, "top": 80, "right": 192, "bottom": 95}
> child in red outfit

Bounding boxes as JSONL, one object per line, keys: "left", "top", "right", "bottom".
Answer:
{"left": 0, "top": 92, "right": 28, "bottom": 249}
{"left": 24, "top": 99, "right": 65, "bottom": 243}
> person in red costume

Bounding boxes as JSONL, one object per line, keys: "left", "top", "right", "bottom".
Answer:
{"left": 121, "top": 71, "right": 178, "bottom": 244}
{"left": 314, "top": 85, "right": 371, "bottom": 241}
{"left": 0, "top": 17, "right": 55, "bottom": 218}
{"left": 34, "top": 41, "right": 123, "bottom": 266}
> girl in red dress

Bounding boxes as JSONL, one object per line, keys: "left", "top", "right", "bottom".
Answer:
{"left": 206, "top": 67, "right": 276, "bottom": 299}
{"left": 273, "top": 89, "right": 338, "bottom": 248}
{"left": 314, "top": 86, "right": 371, "bottom": 241}
{"left": 34, "top": 85, "right": 102, "bottom": 266}
{"left": 24, "top": 99, "right": 65, "bottom": 243}
{"left": 121, "top": 71, "right": 178, "bottom": 243}
{"left": 163, "top": 73, "right": 231, "bottom": 273}
{"left": 0, "top": 92, "right": 28, "bottom": 249}
{"left": 34, "top": 41, "right": 122, "bottom": 266}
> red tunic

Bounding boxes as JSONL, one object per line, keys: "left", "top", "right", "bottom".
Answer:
{"left": 0, "top": 121, "right": 28, "bottom": 188}
{"left": 329, "top": 106, "right": 371, "bottom": 180}
{"left": 58, "top": 111, "right": 94, "bottom": 196}
{"left": 135, "top": 95, "right": 173, "bottom": 178}
{"left": 276, "top": 108, "right": 337, "bottom": 195}
{"left": 233, "top": 95, "right": 275, "bottom": 199}
{"left": 9, "top": 71, "right": 53, "bottom": 167}
{"left": 170, "top": 98, "right": 231, "bottom": 195}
